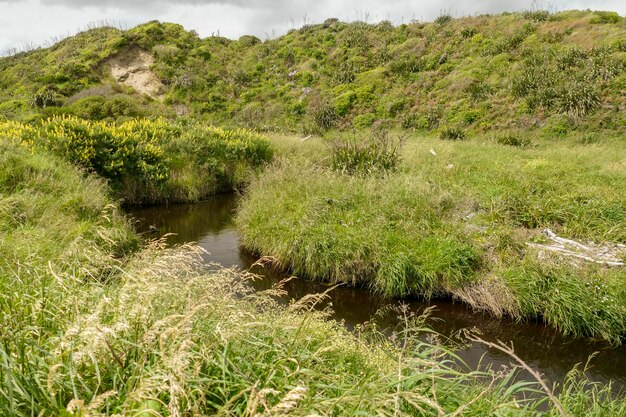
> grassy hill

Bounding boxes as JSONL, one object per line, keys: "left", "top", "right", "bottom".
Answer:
{"left": 1, "top": 9, "right": 625, "bottom": 136}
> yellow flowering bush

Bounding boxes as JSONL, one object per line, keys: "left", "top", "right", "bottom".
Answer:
{"left": 0, "top": 116, "right": 169, "bottom": 185}
{"left": 0, "top": 116, "right": 273, "bottom": 204}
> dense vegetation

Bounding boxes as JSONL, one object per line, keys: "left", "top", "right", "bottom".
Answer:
{"left": 1, "top": 7, "right": 625, "bottom": 415}
{"left": 1, "top": 10, "right": 625, "bottom": 135}
{"left": 237, "top": 133, "right": 626, "bottom": 343}
{"left": 1, "top": 142, "right": 624, "bottom": 415}
{"left": 0, "top": 116, "right": 272, "bottom": 204}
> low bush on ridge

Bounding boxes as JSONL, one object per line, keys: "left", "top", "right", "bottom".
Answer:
{"left": 0, "top": 116, "right": 273, "bottom": 204}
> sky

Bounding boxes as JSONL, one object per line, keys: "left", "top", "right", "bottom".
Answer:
{"left": 1, "top": 0, "right": 625, "bottom": 54}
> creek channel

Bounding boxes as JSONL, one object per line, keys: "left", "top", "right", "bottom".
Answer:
{"left": 129, "top": 193, "right": 626, "bottom": 393}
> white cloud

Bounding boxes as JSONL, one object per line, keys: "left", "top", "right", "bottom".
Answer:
{"left": 0, "top": 0, "right": 624, "bottom": 53}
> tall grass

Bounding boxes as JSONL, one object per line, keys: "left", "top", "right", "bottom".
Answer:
{"left": 439, "top": 126, "right": 468, "bottom": 141}
{"left": 0, "top": 141, "right": 138, "bottom": 414}
{"left": 0, "top": 140, "right": 138, "bottom": 272}
{"left": 3, "top": 240, "right": 624, "bottom": 415}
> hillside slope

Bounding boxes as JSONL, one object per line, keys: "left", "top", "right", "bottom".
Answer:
{"left": 0, "top": 9, "right": 625, "bottom": 135}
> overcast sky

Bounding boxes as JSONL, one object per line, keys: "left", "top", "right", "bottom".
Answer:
{"left": 1, "top": 0, "right": 624, "bottom": 53}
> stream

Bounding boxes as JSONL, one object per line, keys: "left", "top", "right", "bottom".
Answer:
{"left": 129, "top": 193, "right": 626, "bottom": 393}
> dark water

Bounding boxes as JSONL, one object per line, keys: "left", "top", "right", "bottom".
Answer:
{"left": 130, "top": 194, "right": 626, "bottom": 393}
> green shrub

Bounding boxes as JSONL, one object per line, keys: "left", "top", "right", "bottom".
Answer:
{"left": 0, "top": 100, "right": 29, "bottom": 118}
{"left": 425, "top": 107, "right": 444, "bottom": 130}
{"left": 557, "top": 79, "right": 600, "bottom": 117}
{"left": 0, "top": 117, "right": 273, "bottom": 204}
{"left": 238, "top": 34, "right": 261, "bottom": 46}
{"left": 13, "top": 116, "right": 170, "bottom": 188}
{"left": 386, "top": 99, "right": 407, "bottom": 116}
{"left": 579, "top": 133, "right": 600, "bottom": 144}
{"left": 542, "top": 115, "right": 571, "bottom": 137}
{"left": 557, "top": 47, "right": 589, "bottom": 69}
{"left": 308, "top": 94, "right": 338, "bottom": 130}
{"left": 540, "top": 30, "right": 566, "bottom": 43}
{"left": 400, "top": 113, "right": 418, "bottom": 129}
{"left": 467, "top": 80, "right": 493, "bottom": 101}
{"left": 460, "top": 27, "right": 477, "bottom": 38}
{"left": 191, "top": 45, "right": 211, "bottom": 60}
{"left": 613, "top": 39, "right": 626, "bottom": 52}
{"left": 322, "top": 17, "right": 339, "bottom": 28}
{"left": 29, "top": 86, "right": 63, "bottom": 108}
{"left": 330, "top": 60, "right": 357, "bottom": 84}
{"left": 152, "top": 44, "right": 184, "bottom": 64}
{"left": 352, "top": 113, "right": 376, "bottom": 129}
{"left": 512, "top": 49, "right": 609, "bottom": 117}
{"left": 66, "top": 96, "right": 143, "bottom": 120}
{"left": 439, "top": 126, "right": 467, "bottom": 140}
{"left": 460, "top": 109, "right": 482, "bottom": 125}
{"left": 589, "top": 46, "right": 624, "bottom": 81}
{"left": 590, "top": 11, "right": 621, "bottom": 24}
{"left": 389, "top": 55, "right": 424, "bottom": 76}
{"left": 314, "top": 105, "right": 339, "bottom": 130}
{"left": 339, "top": 23, "right": 371, "bottom": 50}
{"left": 434, "top": 14, "right": 453, "bottom": 24}
{"left": 334, "top": 90, "right": 357, "bottom": 116}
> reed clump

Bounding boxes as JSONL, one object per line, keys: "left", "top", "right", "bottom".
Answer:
{"left": 330, "top": 128, "right": 406, "bottom": 175}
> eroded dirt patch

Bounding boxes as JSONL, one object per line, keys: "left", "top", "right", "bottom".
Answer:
{"left": 103, "top": 45, "right": 164, "bottom": 99}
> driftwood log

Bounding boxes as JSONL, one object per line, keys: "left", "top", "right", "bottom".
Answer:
{"left": 527, "top": 229, "right": 624, "bottom": 266}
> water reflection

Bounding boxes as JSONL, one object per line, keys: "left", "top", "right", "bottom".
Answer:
{"left": 129, "top": 194, "right": 626, "bottom": 392}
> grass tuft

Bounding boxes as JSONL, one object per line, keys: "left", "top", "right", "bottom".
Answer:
{"left": 439, "top": 126, "right": 468, "bottom": 141}
{"left": 329, "top": 128, "right": 405, "bottom": 175}
{"left": 495, "top": 131, "right": 533, "bottom": 148}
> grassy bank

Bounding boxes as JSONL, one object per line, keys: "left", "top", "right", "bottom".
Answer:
{"left": 0, "top": 140, "right": 138, "bottom": 273}
{"left": 0, "top": 116, "right": 273, "bottom": 205}
{"left": 236, "top": 133, "right": 626, "bottom": 343}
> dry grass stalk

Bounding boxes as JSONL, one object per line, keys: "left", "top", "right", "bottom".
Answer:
{"left": 465, "top": 332, "right": 569, "bottom": 417}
